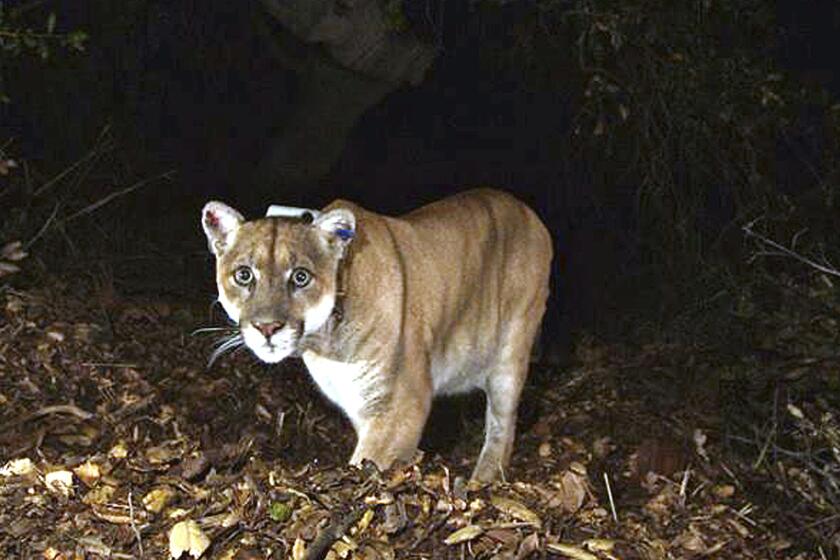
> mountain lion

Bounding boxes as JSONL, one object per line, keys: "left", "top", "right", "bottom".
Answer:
{"left": 201, "top": 189, "right": 552, "bottom": 481}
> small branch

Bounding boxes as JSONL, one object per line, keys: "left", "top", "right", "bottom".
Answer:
{"left": 678, "top": 467, "right": 691, "bottom": 506}
{"left": 0, "top": 30, "right": 64, "bottom": 40}
{"left": 30, "top": 403, "right": 94, "bottom": 421}
{"left": 128, "top": 489, "right": 144, "bottom": 558}
{"left": 303, "top": 504, "right": 366, "bottom": 560}
{"left": 408, "top": 512, "right": 450, "bottom": 551}
{"left": 24, "top": 202, "right": 60, "bottom": 250}
{"left": 603, "top": 472, "right": 619, "bottom": 523}
{"left": 63, "top": 170, "right": 174, "bottom": 224}
{"left": 743, "top": 222, "right": 840, "bottom": 278}
{"left": 33, "top": 130, "right": 109, "bottom": 197}
{"left": 0, "top": 403, "right": 95, "bottom": 435}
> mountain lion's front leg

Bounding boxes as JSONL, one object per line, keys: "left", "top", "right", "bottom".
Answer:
{"left": 349, "top": 412, "right": 425, "bottom": 469}
{"left": 349, "top": 364, "right": 432, "bottom": 470}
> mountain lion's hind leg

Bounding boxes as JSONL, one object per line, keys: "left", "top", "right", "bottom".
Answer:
{"left": 472, "top": 360, "right": 527, "bottom": 482}
{"left": 472, "top": 314, "right": 541, "bottom": 482}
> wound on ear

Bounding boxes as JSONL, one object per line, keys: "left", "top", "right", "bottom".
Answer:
{"left": 205, "top": 211, "right": 220, "bottom": 228}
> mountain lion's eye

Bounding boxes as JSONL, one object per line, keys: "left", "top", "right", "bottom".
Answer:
{"left": 290, "top": 267, "right": 311, "bottom": 288}
{"left": 233, "top": 266, "right": 254, "bottom": 286}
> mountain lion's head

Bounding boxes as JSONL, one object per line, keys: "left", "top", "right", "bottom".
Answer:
{"left": 201, "top": 201, "right": 355, "bottom": 363}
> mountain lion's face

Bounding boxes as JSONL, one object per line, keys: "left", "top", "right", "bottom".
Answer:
{"left": 201, "top": 202, "right": 354, "bottom": 363}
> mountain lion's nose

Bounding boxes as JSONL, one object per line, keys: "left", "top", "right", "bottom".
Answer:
{"left": 254, "top": 321, "right": 285, "bottom": 339}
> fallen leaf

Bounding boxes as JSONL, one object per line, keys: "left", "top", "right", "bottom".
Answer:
{"left": 549, "top": 469, "right": 588, "bottom": 513}
{"left": 634, "top": 438, "right": 687, "bottom": 478}
{"left": 672, "top": 529, "right": 706, "bottom": 553}
{"left": 382, "top": 501, "right": 407, "bottom": 534}
{"left": 355, "top": 508, "right": 375, "bottom": 534}
{"left": 332, "top": 539, "right": 356, "bottom": 557}
{"left": 516, "top": 532, "right": 540, "bottom": 559}
{"left": 444, "top": 524, "right": 483, "bottom": 545}
{"left": 0, "top": 240, "right": 26, "bottom": 261}
{"left": 109, "top": 441, "right": 129, "bottom": 459}
{"left": 268, "top": 501, "right": 293, "bottom": 523}
{"left": 73, "top": 461, "right": 101, "bottom": 487}
{"left": 693, "top": 428, "right": 709, "bottom": 461}
{"left": 0, "top": 261, "right": 20, "bottom": 277}
{"left": 728, "top": 518, "right": 750, "bottom": 538}
{"left": 0, "top": 458, "right": 35, "bottom": 477}
{"left": 491, "top": 496, "right": 542, "bottom": 527}
{"left": 713, "top": 484, "right": 735, "bottom": 499}
{"left": 583, "top": 538, "right": 615, "bottom": 552}
{"left": 144, "top": 486, "right": 177, "bottom": 514}
{"left": 592, "top": 437, "right": 613, "bottom": 459}
{"left": 180, "top": 452, "right": 209, "bottom": 481}
{"left": 83, "top": 484, "right": 116, "bottom": 505}
{"left": 146, "top": 443, "right": 181, "bottom": 464}
{"left": 485, "top": 528, "right": 518, "bottom": 547}
{"left": 46, "top": 329, "right": 65, "bottom": 342}
{"left": 169, "top": 519, "right": 210, "bottom": 559}
{"left": 0, "top": 158, "right": 17, "bottom": 175}
{"left": 44, "top": 470, "right": 74, "bottom": 496}
{"left": 91, "top": 504, "right": 135, "bottom": 525}
{"left": 76, "top": 535, "right": 112, "bottom": 556}
{"left": 787, "top": 404, "right": 804, "bottom": 419}
{"left": 292, "top": 537, "right": 307, "bottom": 560}
{"left": 216, "top": 548, "right": 239, "bottom": 560}
{"left": 546, "top": 543, "right": 598, "bottom": 560}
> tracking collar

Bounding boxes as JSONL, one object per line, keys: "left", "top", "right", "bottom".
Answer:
{"left": 266, "top": 204, "right": 321, "bottom": 222}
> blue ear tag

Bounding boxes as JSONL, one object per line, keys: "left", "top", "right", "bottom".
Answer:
{"left": 336, "top": 228, "right": 355, "bottom": 241}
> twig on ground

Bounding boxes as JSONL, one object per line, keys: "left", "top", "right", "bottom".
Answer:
{"left": 408, "top": 512, "right": 451, "bottom": 551}
{"left": 753, "top": 387, "right": 779, "bottom": 470}
{"left": 0, "top": 404, "right": 95, "bottom": 442}
{"left": 603, "top": 472, "right": 618, "bottom": 523}
{"left": 81, "top": 362, "right": 141, "bottom": 369}
{"left": 302, "top": 504, "right": 366, "bottom": 560}
{"left": 31, "top": 403, "right": 94, "bottom": 421}
{"left": 731, "top": 504, "right": 758, "bottom": 528}
{"left": 679, "top": 467, "right": 691, "bottom": 506}
{"left": 128, "top": 489, "right": 144, "bottom": 558}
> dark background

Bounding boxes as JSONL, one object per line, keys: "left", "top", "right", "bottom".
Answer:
{"left": 2, "top": 0, "right": 839, "bottom": 352}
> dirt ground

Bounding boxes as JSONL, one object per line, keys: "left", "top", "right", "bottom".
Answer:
{"left": 0, "top": 269, "right": 836, "bottom": 559}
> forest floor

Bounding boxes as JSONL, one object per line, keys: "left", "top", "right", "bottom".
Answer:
{"left": 0, "top": 266, "right": 838, "bottom": 560}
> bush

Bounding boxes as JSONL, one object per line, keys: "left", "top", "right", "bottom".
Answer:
{"left": 0, "top": 3, "right": 87, "bottom": 102}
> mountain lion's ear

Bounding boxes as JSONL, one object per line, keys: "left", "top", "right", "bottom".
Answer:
{"left": 202, "top": 201, "right": 244, "bottom": 256}
{"left": 313, "top": 208, "right": 356, "bottom": 248}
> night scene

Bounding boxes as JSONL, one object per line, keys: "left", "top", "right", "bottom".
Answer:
{"left": 1, "top": 1, "right": 839, "bottom": 558}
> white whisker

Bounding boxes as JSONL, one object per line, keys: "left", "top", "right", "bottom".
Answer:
{"left": 192, "top": 326, "right": 238, "bottom": 336}
{"left": 207, "top": 333, "right": 245, "bottom": 368}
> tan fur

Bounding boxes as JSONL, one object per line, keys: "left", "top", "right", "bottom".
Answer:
{"left": 202, "top": 189, "right": 552, "bottom": 481}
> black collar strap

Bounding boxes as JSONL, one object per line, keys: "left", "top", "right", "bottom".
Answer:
{"left": 332, "top": 252, "right": 349, "bottom": 324}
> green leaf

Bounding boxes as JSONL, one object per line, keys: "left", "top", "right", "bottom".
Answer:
{"left": 46, "top": 12, "right": 56, "bottom": 34}
{"left": 268, "top": 501, "right": 293, "bottom": 523}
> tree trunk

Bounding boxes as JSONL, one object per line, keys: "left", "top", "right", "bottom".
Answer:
{"left": 255, "top": 0, "right": 435, "bottom": 194}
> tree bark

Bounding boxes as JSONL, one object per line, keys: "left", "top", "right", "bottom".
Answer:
{"left": 254, "top": 0, "right": 436, "bottom": 194}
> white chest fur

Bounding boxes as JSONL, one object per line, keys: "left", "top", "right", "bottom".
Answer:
{"left": 301, "top": 351, "right": 380, "bottom": 428}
